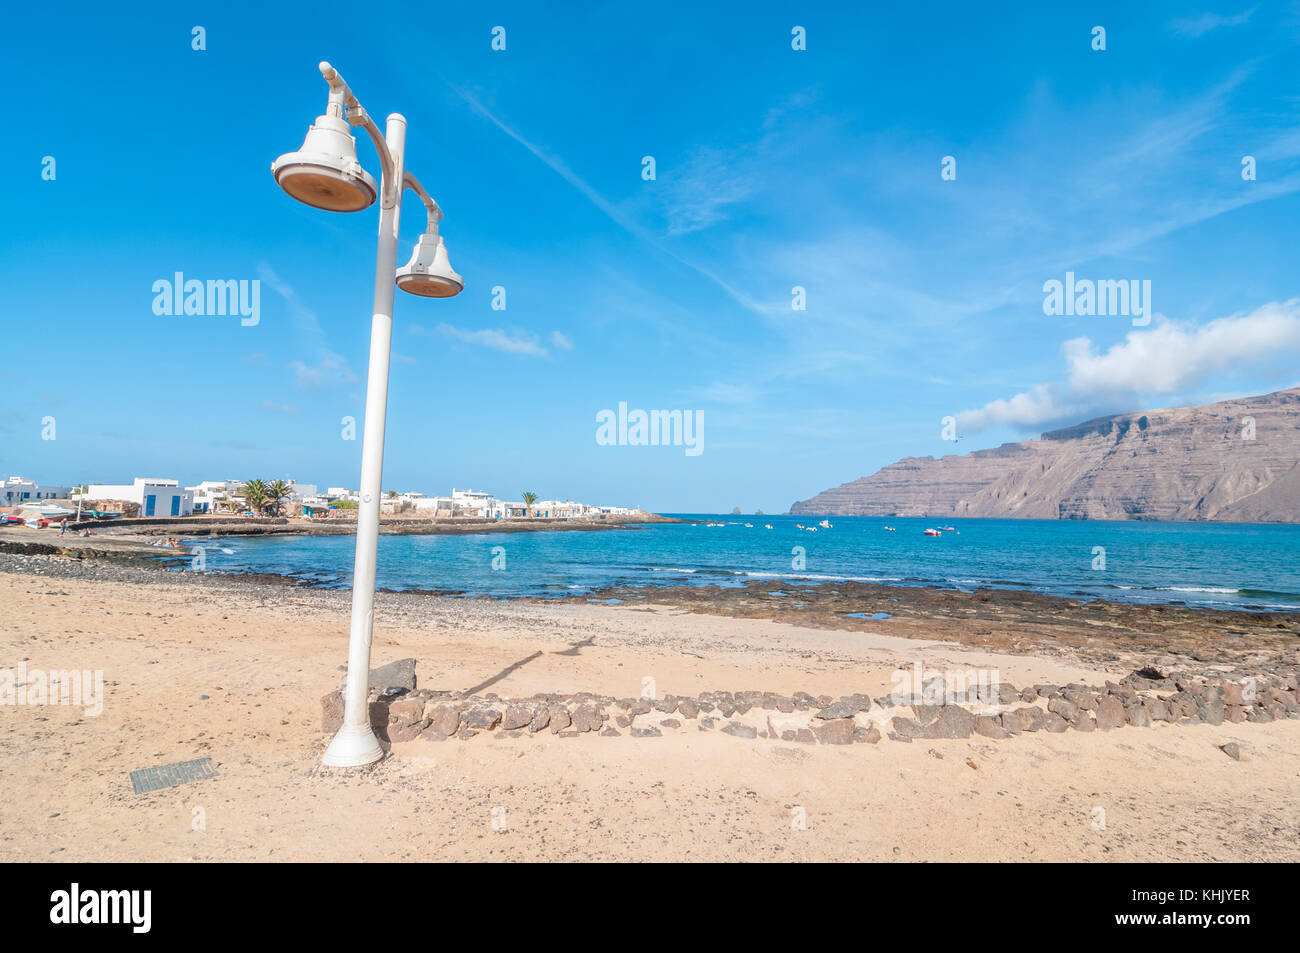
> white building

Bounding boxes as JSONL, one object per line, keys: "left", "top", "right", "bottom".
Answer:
{"left": 3, "top": 476, "right": 71, "bottom": 504}
{"left": 287, "top": 480, "right": 318, "bottom": 500}
{"left": 451, "top": 488, "right": 506, "bottom": 518}
{"left": 186, "top": 479, "right": 244, "bottom": 514}
{"left": 79, "top": 478, "right": 194, "bottom": 517}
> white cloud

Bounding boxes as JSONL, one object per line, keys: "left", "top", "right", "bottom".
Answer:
{"left": 259, "top": 263, "right": 358, "bottom": 391}
{"left": 259, "top": 400, "right": 300, "bottom": 414}
{"left": 956, "top": 299, "right": 1300, "bottom": 433}
{"left": 1063, "top": 299, "right": 1300, "bottom": 395}
{"left": 432, "top": 323, "right": 550, "bottom": 357}
{"left": 1171, "top": 7, "right": 1257, "bottom": 37}
{"left": 659, "top": 146, "right": 758, "bottom": 235}
{"left": 549, "top": 330, "right": 573, "bottom": 351}
{"left": 286, "top": 357, "right": 358, "bottom": 389}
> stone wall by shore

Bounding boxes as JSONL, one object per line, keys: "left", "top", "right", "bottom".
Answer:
{"left": 322, "top": 664, "right": 1299, "bottom": 752}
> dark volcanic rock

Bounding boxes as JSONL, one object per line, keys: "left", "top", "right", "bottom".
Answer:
{"left": 975, "top": 715, "right": 1008, "bottom": 739}
{"left": 814, "top": 718, "right": 855, "bottom": 745}
{"left": 501, "top": 705, "right": 532, "bottom": 731}
{"left": 1094, "top": 696, "right": 1126, "bottom": 731}
{"left": 549, "top": 708, "right": 572, "bottom": 734}
{"left": 921, "top": 706, "right": 975, "bottom": 740}
{"left": 571, "top": 704, "right": 605, "bottom": 733}
{"left": 462, "top": 706, "right": 501, "bottom": 731}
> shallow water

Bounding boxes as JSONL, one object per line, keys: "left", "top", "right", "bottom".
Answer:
{"left": 176, "top": 515, "right": 1300, "bottom": 612}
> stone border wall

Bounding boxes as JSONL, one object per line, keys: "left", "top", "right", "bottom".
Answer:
{"left": 321, "top": 667, "right": 1300, "bottom": 746}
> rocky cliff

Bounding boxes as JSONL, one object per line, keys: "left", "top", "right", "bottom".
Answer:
{"left": 789, "top": 388, "right": 1300, "bottom": 521}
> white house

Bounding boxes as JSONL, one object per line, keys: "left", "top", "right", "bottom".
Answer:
{"left": 79, "top": 478, "right": 194, "bottom": 517}
{"left": 186, "top": 479, "right": 243, "bottom": 514}
{"left": 287, "top": 480, "right": 318, "bottom": 500}
{"left": 451, "top": 488, "right": 508, "bottom": 518}
{"left": 3, "top": 476, "right": 71, "bottom": 504}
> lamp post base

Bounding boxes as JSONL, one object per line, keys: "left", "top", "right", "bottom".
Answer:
{"left": 321, "top": 722, "right": 384, "bottom": 767}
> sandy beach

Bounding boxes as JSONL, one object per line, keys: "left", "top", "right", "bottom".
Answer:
{"left": 2, "top": 554, "right": 1297, "bottom": 863}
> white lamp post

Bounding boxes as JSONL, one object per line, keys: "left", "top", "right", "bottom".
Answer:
{"left": 273, "top": 62, "right": 463, "bottom": 767}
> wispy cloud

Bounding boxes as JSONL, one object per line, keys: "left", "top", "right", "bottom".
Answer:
{"left": 446, "top": 84, "right": 768, "bottom": 316}
{"left": 286, "top": 357, "right": 357, "bottom": 389}
{"left": 421, "top": 322, "right": 550, "bottom": 357}
{"left": 258, "top": 263, "right": 358, "bottom": 391}
{"left": 259, "top": 399, "right": 301, "bottom": 414}
{"left": 1171, "top": 7, "right": 1257, "bottom": 37}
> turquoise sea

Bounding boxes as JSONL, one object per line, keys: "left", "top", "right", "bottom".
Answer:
{"left": 180, "top": 515, "right": 1300, "bottom": 612}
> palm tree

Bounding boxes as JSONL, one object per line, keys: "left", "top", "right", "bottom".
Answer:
{"left": 265, "top": 479, "right": 292, "bottom": 517}
{"left": 241, "top": 479, "right": 269, "bottom": 516}
{"left": 521, "top": 490, "right": 539, "bottom": 517}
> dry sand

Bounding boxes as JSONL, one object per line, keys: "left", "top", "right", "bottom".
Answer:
{"left": 1, "top": 568, "right": 1297, "bottom": 862}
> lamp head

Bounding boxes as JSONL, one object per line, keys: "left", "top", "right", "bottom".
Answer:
{"left": 271, "top": 113, "right": 377, "bottom": 212}
{"left": 396, "top": 228, "right": 464, "bottom": 298}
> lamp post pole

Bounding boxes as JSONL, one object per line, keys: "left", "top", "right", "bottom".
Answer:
{"left": 322, "top": 114, "right": 406, "bottom": 768}
{"left": 273, "top": 62, "right": 462, "bottom": 768}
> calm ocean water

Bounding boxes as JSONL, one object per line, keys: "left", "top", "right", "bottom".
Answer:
{"left": 179, "top": 515, "right": 1300, "bottom": 612}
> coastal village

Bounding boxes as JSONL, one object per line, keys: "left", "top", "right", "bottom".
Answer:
{"left": 0, "top": 474, "right": 641, "bottom": 526}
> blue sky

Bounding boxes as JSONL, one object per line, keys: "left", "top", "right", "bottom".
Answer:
{"left": 3, "top": 1, "right": 1299, "bottom": 513}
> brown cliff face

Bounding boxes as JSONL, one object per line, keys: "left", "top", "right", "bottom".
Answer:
{"left": 789, "top": 388, "right": 1300, "bottom": 521}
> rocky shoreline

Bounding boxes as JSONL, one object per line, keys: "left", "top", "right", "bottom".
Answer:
{"left": 554, "top": 579, "right": 1300, "bottom": 672}
{"left": 3, "top": 547, "right": 1297, "bottom": 676}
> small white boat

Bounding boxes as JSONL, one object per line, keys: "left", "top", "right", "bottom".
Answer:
{"left": 818, "top": 519, "right": 832, "bottom": 529}
{"left": 764, "top": 524, "right": 773, "bottom": 530}
{"left": 924, "top": 528, "right": 942, "bottom": 537}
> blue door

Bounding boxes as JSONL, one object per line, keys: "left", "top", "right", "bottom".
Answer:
{"left": 145, "top": 494, "right": 156, "bottom": 516}
{"left": 170, "top": 496, "right": 180, "bottom": 516}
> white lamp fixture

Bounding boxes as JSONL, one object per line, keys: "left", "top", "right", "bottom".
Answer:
{"left": 272, "top": 61, "right": 464, "bottom": 768}
{"left": 396, "top": 213, "right": 463, "bottom": 298}
{"left": 271, "top": 112, "right": 378, "bottom": 212}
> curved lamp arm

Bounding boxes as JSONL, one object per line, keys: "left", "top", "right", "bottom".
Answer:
{"left": 404, "top": 171, "right": 444, "bottom": 231}
{"left": 319, "top": 61, "right": 396, "bottom": 191}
